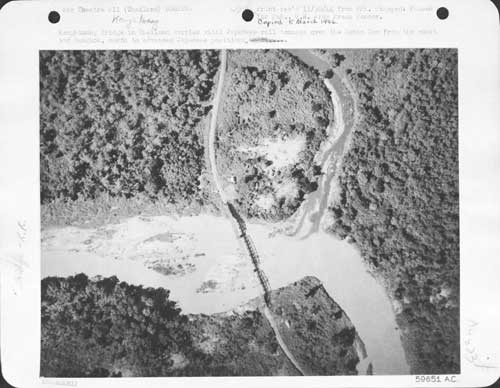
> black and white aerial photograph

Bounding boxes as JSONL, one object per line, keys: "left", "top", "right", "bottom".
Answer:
{"left": 40, "top": 48, "right": 459, "bottom": 377}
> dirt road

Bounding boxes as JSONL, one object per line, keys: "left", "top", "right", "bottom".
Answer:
{"left": 207, "top": 49, "right": 305, "bottom": 376}
{"left": 208, "top": 50, "right": 228, "bottom": 204}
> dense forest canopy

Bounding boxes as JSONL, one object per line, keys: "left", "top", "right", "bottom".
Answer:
{"left": 324, "top": 48, "right": 459, "bottom": 373}
{"left": 41, "top": 274, "right": 191, "bottom": 376}
{"left": 40, "top": 50, "right": 220, "bottom": 206}
{"left": 41, "top": 275, "right": 359, "bottom": 377}
{"left": 41, "top": 274, "right": 293, "bottom": 377}
{"left": 40, "top": 49, "right": 335, "bottom": 222}
{"left": 217, "top": 50, "right": 333, "bottom": 220}
{"left": 39, "top": 48, "right": 461, "bottom": 374}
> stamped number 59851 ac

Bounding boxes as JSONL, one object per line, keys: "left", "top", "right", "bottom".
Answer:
{"left": 415, "top": 375, "right": 458, "bottom": 384}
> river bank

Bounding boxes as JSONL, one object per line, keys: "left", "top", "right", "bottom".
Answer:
{"left": 42, "top": 213, "right": 409, "bottom": 374}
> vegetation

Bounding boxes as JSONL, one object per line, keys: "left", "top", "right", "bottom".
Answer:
{"left": 40, "top": 49, "right": 334, "bottom": 224}
{"left": 185, "top": 310, "right": 292, "bottom": 376}
{"left": 40, "top": 48, "right": 460, "bottom": 374}
{"left": 40, "top": 274, "right": 289, "bottom": 377}
{"left": 269, "top": 276, "right": 360, "bottom": 375}
{"left": 40, "top": 191, "right": 209, "bottom": 228}
{"left": 41, "top": 275, "right": 361, "bottom": 376}
{"left": 41, "top": 274, "right": 194, "bottom": 377}
{"left": 40, "top": 50, "right": 220, "bottom": 209}
{"left": 217, "top": 50, "right": 333, "bottom": 220}
{"left": 325, "top": 49, "right": 459, "bottom": 373}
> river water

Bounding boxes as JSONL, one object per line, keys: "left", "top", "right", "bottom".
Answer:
{"left": 42, "top": 214, "right": 409, "bottom": 375}
{"left": 42, "top": 49, "right": 409, "bottom": 376}
{"left": 284, "top": 49, "right": 409, "bottom": 374}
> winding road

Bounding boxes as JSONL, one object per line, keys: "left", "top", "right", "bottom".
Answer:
{"left": 208, "top": 50, "right": 228, "bottom": 204}
{"left": 207, "top": 49, "right": 306, "bottom": 376}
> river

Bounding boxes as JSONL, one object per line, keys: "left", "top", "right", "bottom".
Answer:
{"left": 284, "top": 49, "right": 409, "bottom": 374}
{"left": 42, "top": 49, "right": 409, "bottom": 375}
{"left": 42, "top": 214, "right": 409, "bottom": 375}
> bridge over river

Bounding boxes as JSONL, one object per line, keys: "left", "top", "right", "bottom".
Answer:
{"left": 207, "top": 49, "right": 306, "bottom": 376}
